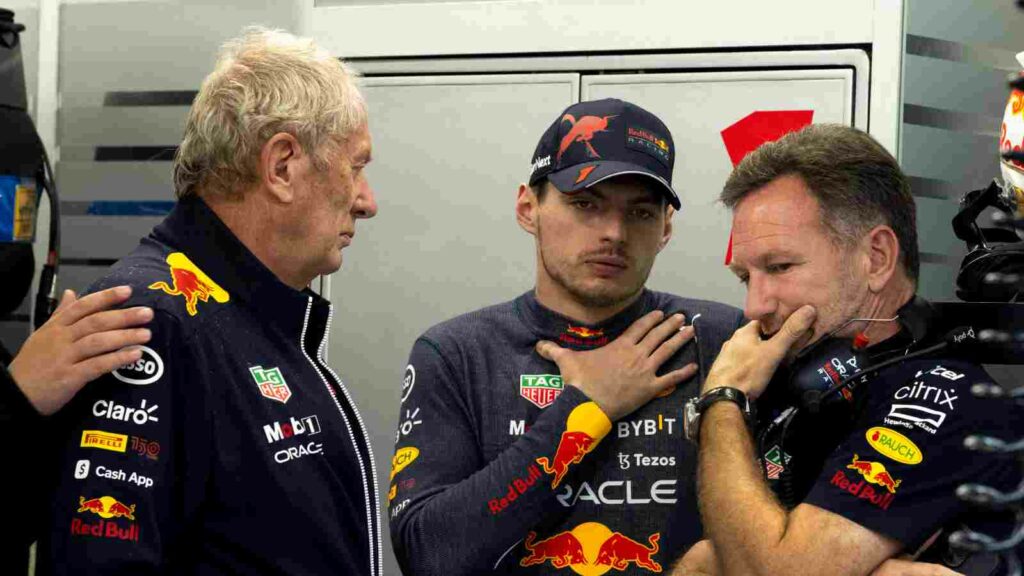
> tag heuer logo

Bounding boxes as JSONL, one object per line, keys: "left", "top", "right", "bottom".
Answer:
{"left": 251, "top": 366, "right": 292, "bottom": 404}
{"left": 764, "top": 445, "right": 791, "bottom": 480}
{"left": 519, "top": 374, "right": 564, "bottom": 409}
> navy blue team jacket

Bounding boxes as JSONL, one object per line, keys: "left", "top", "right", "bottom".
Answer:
{"left": 39, "top": 196, "right": 383, "bottom": 575}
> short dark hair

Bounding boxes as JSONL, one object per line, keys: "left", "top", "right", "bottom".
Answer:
{"left": 533, "top": 177, "right": 669, "bottom": 209}
{"left": 720, "top": 124, "right": 919, "bottom": 282}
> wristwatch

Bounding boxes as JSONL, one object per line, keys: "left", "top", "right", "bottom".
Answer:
{"left": 683, "top": 387, "right": 754, "bottom": 444}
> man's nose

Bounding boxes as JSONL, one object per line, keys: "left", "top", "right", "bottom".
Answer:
{"left": 354, "top": 179, "right": 377, "bottom": 219}
{"left": 598, "top": 210, "right": 628, "bottom": 244}
{"left": 743, "top": 273, "right": 777, "bottom": 323}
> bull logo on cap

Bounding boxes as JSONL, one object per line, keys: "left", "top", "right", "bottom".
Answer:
{"left": 557, "top": 114, "right": 617, "bottom": 162}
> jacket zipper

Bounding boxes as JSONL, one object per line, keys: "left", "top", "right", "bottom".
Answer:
{"left": 299, "top": 298, "right": 383, "bottom": 576}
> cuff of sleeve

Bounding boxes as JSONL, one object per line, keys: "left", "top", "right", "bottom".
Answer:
{"left": 554, "top": 385, "right": 613, "bottom": 442}
{"left": 0, "top": 365, "right": 43, "bottom": 427}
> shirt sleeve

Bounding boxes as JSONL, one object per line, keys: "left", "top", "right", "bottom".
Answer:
{"left": 40, "top": 309, "right": 212, "bottom": 574}
{"left": 0, "top": 361, "right": 46, "bottom": 556}
{"left": 803, "top": 360, "right": 1022, "bottom": 550}
{"left": 389, "top": 337, "right": 612, "bottom": 576}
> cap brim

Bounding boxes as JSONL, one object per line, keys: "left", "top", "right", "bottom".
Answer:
{"left": 547, "top": 160, "right": 681, "bottom": 210}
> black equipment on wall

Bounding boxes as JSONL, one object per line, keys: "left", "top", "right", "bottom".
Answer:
{"left": 0, "top": 8, "right": 60, "bottom": 329}
{"left": 954, "top": 180, "right": 1024, "bottom": 303}
{"left": 944, "top": 25, "right": 1024, "bottom": 572}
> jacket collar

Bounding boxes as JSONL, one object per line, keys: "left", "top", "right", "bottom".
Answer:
{"left": 515, "top": 289, "right": 657, "bottom": 350}
{"left": 151, "top": 196, "right": 327, "bottom": 326}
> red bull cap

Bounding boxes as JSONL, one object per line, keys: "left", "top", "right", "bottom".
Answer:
{"left": 528, "top": 98, "right": 680, "bottom": 210}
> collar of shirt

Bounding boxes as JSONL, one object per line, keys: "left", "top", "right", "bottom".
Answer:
{"left": 514, "top": 289, "right": 659, "bottom": 350}
{"left": 150, "top": 196, "right": 327, "bottom": 329}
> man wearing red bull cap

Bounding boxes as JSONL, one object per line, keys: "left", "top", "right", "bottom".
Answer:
{"left": 674, "top": 125, "right": 1022, "bottom": 575}
{"left": 388, "top": 98, "right": 747, "bottom": 575}
{"left": 38, "top": 28, "right": 383, "bottom": 575}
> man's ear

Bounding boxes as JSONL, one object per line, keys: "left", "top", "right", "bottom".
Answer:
{"left": 516, "top": 183, "right": 539, "bottom": 236}
{"left": 865, "top": 224, "right": 900, "bottom": 292}
{"left": 658, "top": 206, "right": 675, "bottom": 252}
{"left": 260, "top": 133, "right": 304, "bottom": 203}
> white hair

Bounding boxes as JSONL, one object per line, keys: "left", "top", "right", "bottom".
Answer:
{"left": 173, "top": 27, "right": 367, "bottom": 199}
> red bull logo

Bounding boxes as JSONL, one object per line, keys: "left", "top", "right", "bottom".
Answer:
{"left": 521, "top": 522, "right": 662, "bottom": 574}
{"left": 77, "top": 496, "right": 136, "bottom": 520}
{"left": 70, "top": 518, "right": 140, "bottom": 542}
{"left": 558, "top": 114, "right": 616, "bottom": 161}
{"left": 831, "top": 468, "right": 897, "bottom": 511}
{"left": 846, "top": 454, "right": 901, "bottom": 494}
{"left": 149, "top": 252, "right": 229, "bottom": 316}
{"left": 537, "top": 403, "right": 611, "bottom": 488}
{"left": 625, "top": 127, "right": 671, "bottom": 164}
{"left": 489, "top": 464, "right": 542, "bottom": 515}
{"left": 566, "top": 326, "right": 605, "bottom": 339}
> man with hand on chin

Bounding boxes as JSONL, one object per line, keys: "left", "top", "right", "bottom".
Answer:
{"left": 675, "top": 124, "right": 1020, "bottom": 576}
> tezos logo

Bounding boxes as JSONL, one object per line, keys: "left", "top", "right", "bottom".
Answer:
{"left": 112, "top": 346, "right": 164, "bottom": 385}
{"left": 93, "top": 399, "right": 159, "bottom": 426}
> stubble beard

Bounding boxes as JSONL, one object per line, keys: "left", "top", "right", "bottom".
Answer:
{"left": 536, "top": 221, "right": 648, "bottom": 309}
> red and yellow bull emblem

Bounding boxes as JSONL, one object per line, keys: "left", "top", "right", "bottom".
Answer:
{"left": 521, "top": 522, "right": 662, "bottom": 574}
{"left": 149, "top": 252, "right": 229, "bottom": 316}
{"left": 566, "top": 326, "right": 605, "bottom": 339}
{"left": 561, "top": 325, "right": 610, "bottom": 347}
{"left": 77, "top": 496, "right": 136, "bottom": 520}
{"left": 537, "top": 402, "right": 611, "bottom": 488}
{"left": 846, "top": 454, "right": 901, "bottom": 494}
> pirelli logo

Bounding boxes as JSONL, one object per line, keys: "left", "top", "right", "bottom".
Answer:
{"left": 81, "top": 430, "right": 128, "bottom": 453}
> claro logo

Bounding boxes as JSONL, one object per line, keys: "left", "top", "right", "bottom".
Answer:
{"left": 93, "top": 399, "right": 159, "bottom": 426}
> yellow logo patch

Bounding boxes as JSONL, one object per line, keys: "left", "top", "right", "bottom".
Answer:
{"left": 80, "top": 430, "right": 128, "bottom": 453}
{"left": 391, "top": 447, "right": 419, "bottom": 481}
{"left": 149, "top": 252, "right": 230, "bottom": 316}
{"left": 866, "top": 426, "right": 922, "bottom": 465}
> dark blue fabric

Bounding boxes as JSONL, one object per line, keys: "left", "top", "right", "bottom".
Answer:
{"left": 38, "top": 196, "right": 382, "bottom": 576}
{"left": 390, "top": 289, "right": 745, "bottom": 575}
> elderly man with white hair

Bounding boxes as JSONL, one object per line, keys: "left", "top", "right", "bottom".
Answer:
{"left": 39, "top": 28, "right": 381, "bottom": 575}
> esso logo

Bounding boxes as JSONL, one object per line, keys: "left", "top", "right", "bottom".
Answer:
{"left": 401, "top": 365, "right": 415, "bottom": 404}
{"left": 112, "top": 346, "right": 164, "bottom": 385}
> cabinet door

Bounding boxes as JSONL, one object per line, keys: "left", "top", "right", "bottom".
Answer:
{"left": 584, "top": 69, "right": 858, "bottom": 308}
{"left": 326, "top": 72, "right": 578, "bottom": 330}
{"left": 322, "top": 75, "right": 578, "bottom": 568}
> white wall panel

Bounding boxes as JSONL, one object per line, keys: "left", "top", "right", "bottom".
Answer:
{"left": 312, "top": 0, "right": 875, "bottom": 59}
{"left": 324, "top": 72, "right": 578, "bottom": 576}
{"left": 584, "top": 69, "right": 856, "bottom": 308}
